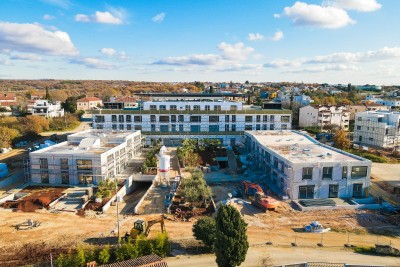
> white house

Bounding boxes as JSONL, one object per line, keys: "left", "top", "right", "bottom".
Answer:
{"left": 26, "top": 99, "right": 64, "bottom": 118}
{"left": 245, "top": 131, "right": 371, "bottom": 200}
{"left": 299, "top": 105, "right": 349, "bottom": 130}
{"left": 28, "top": 130, "right": 142, "bottom": 185}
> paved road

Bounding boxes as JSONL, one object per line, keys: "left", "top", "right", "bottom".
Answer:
{"left": 166, "top": 246, "right": 400, "bottom": 267}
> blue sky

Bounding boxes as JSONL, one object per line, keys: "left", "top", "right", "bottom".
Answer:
{"left": 0, "top": 0, "right": 399, "bottom": 84}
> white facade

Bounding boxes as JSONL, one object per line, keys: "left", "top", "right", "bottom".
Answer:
{"left": 299, "top": 105, "right": 349, "bottom": 130}
{"left": 92, "top": 99, "right": 292, "bottom": 146}
{"left": 29, "top": 130, "right": 142, "bottom": 185}
{"left": 27, "top": 99, "right": 64, "bottom": 118}
{"left": 245, "top": 131, "right": 371, "bottom": 200}
{"left": 365, "top": 95, "right": 400, "bottom": 108}
{"left": 354, "top": 111, "right": 400, "bottom": 148}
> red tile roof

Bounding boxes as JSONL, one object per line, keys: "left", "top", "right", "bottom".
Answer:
{"left": 0, "top": 93, "right": 16, "bottom": 101}
{"left": 101, "top": 255, "right": 168, "bottom": 267}
{"left": 0, "top": 101, "right": 18, "bottom": 106}
{"left": 77, "top": 97, "right": 102, "bottom": 102}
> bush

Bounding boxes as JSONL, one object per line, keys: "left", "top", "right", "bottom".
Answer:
{"left": 193, "top": 217, "right": 216, "bottom": 250}
{"left": 97, "top": 245, "right": 111, "bottom": 264}
{"left": 135, "top": 235, "right": 154, "bottom": 257}
{"left": 153, "top": 232, "right": 170, "bottom": 257}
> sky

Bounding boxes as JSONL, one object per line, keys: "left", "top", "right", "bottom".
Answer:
{"left": 0, "top": 0, "right": 399, "bottom": 85}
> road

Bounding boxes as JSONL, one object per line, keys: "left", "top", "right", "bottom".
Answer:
{"left": 166, "top": 246, "right": 400, "bottom": 267}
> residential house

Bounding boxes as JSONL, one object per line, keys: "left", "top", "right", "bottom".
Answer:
{"left": 77, "top": 97, "right": 103, "bottom": 111}
{"left": 299, "top": 105, "right": 350, "bottom": 130}
{"left": 346, "top": 103, "right": 389, "bottom": 120}
{"left": 26, "top": 99, "right": 64, "bottom": 118}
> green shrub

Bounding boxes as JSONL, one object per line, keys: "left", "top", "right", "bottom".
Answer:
{"left": 153, "top": 232, "right": 170, "bottom": 257}
{"left": 97, "top": 245, "right": 111, "bottom": 264}
{"left": 353, "top": 246, "right": 375, "bottom": 254}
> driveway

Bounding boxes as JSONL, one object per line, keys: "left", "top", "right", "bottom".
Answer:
{"left": 371, "top": 163, "right": 400, "bottom": 186}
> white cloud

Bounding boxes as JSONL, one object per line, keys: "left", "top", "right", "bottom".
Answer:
{"left": 75, "top": 11, "right": 123, "bottom": 24}
{"left": 118, "top": 51, "right": 126, "bottom": 60}
{"left": 0, "top": 22, "right": 78, "bottom": 56}
{"left": 153, "top": 54, "right": 221, "bottom": 66}
{"left": 152, "top": 13, "right": 166, "bottom": 23}
{"left": 217, "top": 64, "right": 263, "bottom": 72}
{"left": 100, "top": 48, "right": 116, "bottom": 56}
{"left": 10, "top": 53, "right": 42, "bottom": 61}
{"left": 218, "top": 42, "right": 254, "bottom": 61}
{"left": 43, "top": 14, "right": 56, "bottom": 20}
{"left": 286, "top": 64, "right": 359, "bottom": 73}
{"left": 70, "top": 57, "right": 115, "bottom": 69}
{"left": 283, "top": 1, "right": 355, "bottom": 29}
{"left": 0, "top": 58, "right": 12, "bottom": 66}
{"left": 271, "top": 30, "right": 284, "bottom": 41}
{"left": 326, "top": 0, "right": 382, "bottom": 12}
{"left": 40, "top": 0, "right": 71, "bottom": 9}
{"left": 264, "top": 60, "right": 302, "bottom": 68}
{"left": 248, "top": 33, "right": 264, "bottom": 41}
{"left": 273, "top": 14, "right": 281, "bottom": 18}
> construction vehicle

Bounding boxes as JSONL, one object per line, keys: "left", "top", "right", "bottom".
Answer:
{"left": 242, "top": 180, "right": 278, "bottom": 211}
{"left": 129, "top": 215, "right": 165, "bottom": 239}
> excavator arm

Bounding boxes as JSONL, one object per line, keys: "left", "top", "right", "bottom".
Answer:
{"left": 145, "top": 215, "right": 165, "bottom": 236}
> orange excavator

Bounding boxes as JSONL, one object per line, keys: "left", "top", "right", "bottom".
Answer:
{"left": 242, "top": 180, "right": 278, "bottom": 211}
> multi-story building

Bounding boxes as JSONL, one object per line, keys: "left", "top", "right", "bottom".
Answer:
{"left": 245, "top": 131, "right": 371, "bottom": 200}
{"left": 365, "top": 95, "right": 400, "bottom": 109}
{"left": 28, "top": 130, "right": 142, "bottom": 185}
{"left": 299, "top": 105, "right": 349, "bottom": 130}
{"left": 77, "top": 97, "right": 103, "bottom": 111}
{"left": 354, "top": 111, "right": 400, "bottom": 148}
{"left": 103, "top": 96, "right": 139, "bottom": 109}
{"left": 346, "top": 103, "right": 388, "bottom": 120}
{"left": 26, "top": 99, "right": 64, "bottom": 118}
{"left": 91, "top": 93, "right": 292, "bottom": 146}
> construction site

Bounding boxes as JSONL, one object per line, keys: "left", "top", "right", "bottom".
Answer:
{"left": 0, "top": 138, "right": 400, "bottom": 266}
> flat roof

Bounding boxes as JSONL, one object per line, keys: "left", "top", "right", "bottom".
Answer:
{"left": 134, "top": 93, "right": 246, "bottom": 97}
{"left": 30, "top": 140, "right": 114, "bottom": 155}
{"left": 246, "top": 131, "right": 366, "bottom": 164}
{"left": 68, "top": 129, "right": 137, "bottom": 140}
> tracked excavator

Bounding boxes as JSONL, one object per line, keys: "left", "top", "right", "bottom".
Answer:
{"left": 242, "top": 180, "right": 278, "bottom": 211}
{"left": 128, "top": 215, "right": 166, "bottom": 239}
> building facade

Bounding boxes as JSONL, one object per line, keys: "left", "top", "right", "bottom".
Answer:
{"left": 346, "top": 103, "right": 389, "bottom": 121}
{"left": 245, "top": 131, "right": 371, "bottom": 200}
{"left": 299, "top": 105, "right": 350, "bottom": 130}
{"left": 91, "top": 94, "right": 292, "bottom": 146}
{"left": 77, "top": 97, "right": 103, "bottom": 111}
{"left": 28, "top": 130, "right": 142, "bottom": 185}
{"left": 354, "top": 111, "right": 400, "bottom": 148}
{"left": 26, "top": 99, "right": 64, "bottom": 118}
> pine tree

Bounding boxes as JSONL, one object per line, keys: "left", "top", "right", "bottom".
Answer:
{"left": 215, "top": 205, "right": 249, "bottom": 267}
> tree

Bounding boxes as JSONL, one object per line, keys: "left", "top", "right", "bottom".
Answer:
{"left": 19, "top": 115, "right": 49, "bottom": 134}
{"left": 0, "top": 126, "right": 19, "bottom": 147}
{"left": 215, "top": 205, "right": 249, "bottom": 267}
{"left": 333, "top": 130, "right": 351, "bottom": 150}
{"left": 209, "top": 86, "right": 214, "bottom": 94}
{"left": 322, "top": 124, "right": 339, "bottom": 134}
{"left": 45, "top": 88, "right": 52, "bottom": 101}
{"left": 51, "top": 90, "right": 68, "bottom": 102}
{"left": 193, "top": 217, "right": 216, "bottom": 250}
{"left": 97, "top": 245, "right": 110, "bottom": 264}
{"left": 62, "top": 96, "right": 78, "bottom": 113}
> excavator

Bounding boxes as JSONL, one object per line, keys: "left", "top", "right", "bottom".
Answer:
{"left": 242, "top": 180, "right": 278, "bottom": 211}
{"left": 128, "top": 215, "right": 166, "bottom": 239}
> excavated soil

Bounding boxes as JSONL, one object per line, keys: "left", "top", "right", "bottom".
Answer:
{"left": 0, "top": 187, "right": 66, "bottom": 212}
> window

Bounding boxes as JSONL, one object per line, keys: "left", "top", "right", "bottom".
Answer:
{"left": 263, "top": 124, "right": 267, "bottom": 130}
{"left": 193, "top": 105, "right": 200, "bottom": 111}
{"left": 263, "top": 115, "right": 268, "bottom": 122}
{"left": 351, "top": 166, "right": 368, "bottom": 178}
{"left": 126, "top": 115, "right": 132, "bottom": 122}
{"left": 270, "top": 115, "right": 275, "bottom": 121}
{"left": 369, "top": 137, "right": 374, "bottom": 141}
{"left": 225, "top": 124, "right": 229, "bottom": 132}
{"left": 302, "top": 167, "right": 313, "bottom": 180}
{"left": 61, "top": 171, "right": 69, "bottom": 184}
{"left": 357, "top": 126, "right": 361, "bottom": 130}
{"left": 127, "top": 125, "right": 132, "bottom": 130}
{"left": 281, "top": 124, "right": 288, "bottom": 130}
{"left": 171, "top": 124, "right": 177, "bottom": 132}
{"left": 112, "top": 115, "right": 117, "bottom": 122}
{"left": 134, "top": 116, "right": 142, "bottom": 122}
{"left": 214, "top": 105, "right": 221, "bottom": 111}
{"left": 60, "top": 158, "right": 68, "bottom": 170}
{"left": 41, "top": 171, "right": 49, "bottom": 183}
{"left": 150, "top": 115, "right": 156, "bottom": 122}
{"left": 245, "top": 116, "right": 252, "bottom": 122}
{"left": 185, "top": 105, "right": 190, "bottom": 110}
{"left": 322, "top": 167, "right": 333, "bottom": 179}
{"left": 273, "top": 158, "right": 278, "bottom": 168}
{"left": 357, "top": 116, "right": 362, "bottom": 121}
{"left": 281, "top": 116, "right": 290, "bottom": 123}
{"left": 256, "top": 115, "right": 261, "bottom": 122}
{"left": 256, "top": 124, "right": 261, "bottom": 130}
{"left": 95, "top": 116, "right": 105, "bottom": 123}
{"left": 151, "top": 124, "right": 156, "bottom": 132}
{"left": 299, "top": 185, "right": 314, "bottom": 199}
{"left": 119, "top": 115, "right": 124, "bottom": 122}
{"left": 205, "top": 105, "right": 210, "bottom": 111}
{"left": 329, "top": 184, "right": 338, "bottom": 198}
{"left": 112, "top": 124, "right": 117, "bottom": 130}
{"left": 190, "top": 125, "right": 201, "bottom": 133}
{"left": 342, "top": 166, "right": 348, "bottom": 179}
{"left": 171, "top": 115, "right": 177, "bottom": 122}
{"left": 232, "top": 124, "right": 236, "bottom": 131}
{"left": 160, "top": 125, "right": 169, "bottom": 132}
{"left": 39, "top": 158, "right": 48, "bottom": 169}
{"left": 230, "top": 105, "right": 237, "bottom": 111}
{"left": 78, "top": 173, "right": 93, "bottom": 185}
{"left": 170, "top": 105, "right": 177, "bottom": 110}
{"left": 270, "top": 124, "right": 275, "bottom": 130}
{"left": 179, "top": 124, "right": 184, "bottom": 132}
{"left": 225, "top": 115, "right": 229, "bottom": 122}
{"left": 160, "top": 105, "right": 166, "bottom": 111}
{"left": 76, "top": 159, "right": 92, "bottom": 170}
{"left": 209, "top": 116, "right": 219, "bottom": 122}
{"left": 209, "top": 125, "right": 219, "bottom": 132}
{"left": 353, "top": 184, "right": 363, "bottom": 197}
{"left": 119, "top": 124, "right": 124, "bottom": 130}
{"left": 159, "top": 116, "right": 169, "bottom": 122}
{"left": 178, "top": 115, "right": 184, "bottom": 122}
{"left": 190, "top": 116, "right": 201, "bottom": 122}
{"left": 150, "top": 105, "right": 157, "bottom": 110}
{"left": 245, "top": 125, "right": 253, "bottom": 130}
{"left": 135, "top": 125, "right": 142, "bottom": 131}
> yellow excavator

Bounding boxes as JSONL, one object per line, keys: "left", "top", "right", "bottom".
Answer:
{"left": 128, "top": 215, "right": 166, "bottom": 239}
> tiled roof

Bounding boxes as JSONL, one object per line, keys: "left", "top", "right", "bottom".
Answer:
{"left": 0, "top": 93, "right": 16, "bottom": 100}
{"left": 77, "top": 97, "right": 102, "bottom": 102}
{"left": 101, "top": 255, "right": 168, "bottom": 267}
{"left": 0, "top": 101, "right": 18, "bottom": 106}
{"left": 115, "top": 96, "right": 137, "bottom": 102}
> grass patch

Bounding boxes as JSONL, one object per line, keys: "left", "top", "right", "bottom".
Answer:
{"left": 352, "top": 245, "right": 375, "bottom": 254}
